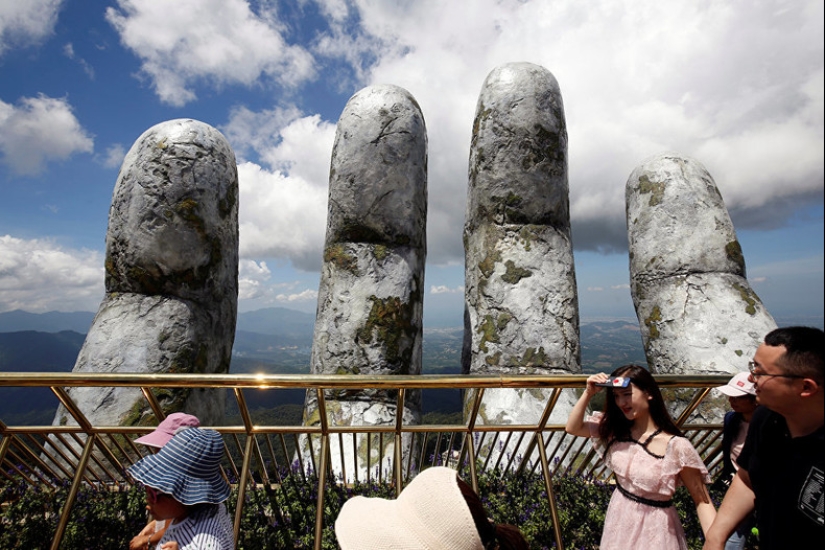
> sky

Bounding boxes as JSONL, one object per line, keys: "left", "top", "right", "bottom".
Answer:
{"left": 0, "top": 0, "right": 822, "bottom": 329}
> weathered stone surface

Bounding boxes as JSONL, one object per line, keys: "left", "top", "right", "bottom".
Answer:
{"left": 463, "top": 63, "right": 580, "bottom": 466}
{"left": 50, "top": 119, "right": 238, "bottom": 440}
{"left": 627, "top": 152, "right": 776, "bottom": 375}
{"left": 303, "top": 85, "right": 427, "bottom": 480}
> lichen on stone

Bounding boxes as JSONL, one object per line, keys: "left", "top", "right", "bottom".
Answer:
{"left": 645, "top": 305, "right": 662, "bottom": 340}
{"left": 485, "top": 351, "right": 502, "bottom": 366}
{"left": 356, "top": 295, "right": 414, "bottom": 369}
{"left": 725, "top": 240, "right": 745, "bottom": 270}
{"left": 731, "top": 282, "right": 758, "bottom": 315}
{"left": 476, "top": 314, "right": 501, "bottom": 353}
{"left": 506, "top": 346, "right": 549, "bottom": 368}
{"left": 324, "top": 244, "right": 359, "bottom": 275}
{"left": 373, "top": 244, "right": 389, "bottom": 261}
{"left": 478, "top": 249, "right": 502, "bottom": 279}
{"left": 637, "top": 174, "right": 666, "bottom": 207}
{"left": 502, "top": 260, "right": 532, "bottom": 284}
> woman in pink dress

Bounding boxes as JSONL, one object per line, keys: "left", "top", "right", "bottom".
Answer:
{"left": 565, "top": 365, "right": 716, "bottom": 550}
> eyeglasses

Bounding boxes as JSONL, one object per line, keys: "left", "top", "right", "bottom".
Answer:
{"left": 747, "top": 361, "right": 804, "bottom": 381}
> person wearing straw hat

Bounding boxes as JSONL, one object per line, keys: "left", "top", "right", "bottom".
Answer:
{"left": 712, "top": 373, "right": 758, "bottom": 550}
{"left": 335, "top": 465, "right": 528, "bottom": 550}
{"left": 129, "top": 413, "right": 201, "bottom": 550}
{"left": 128, "top": 427, "right": 234, "bottom": 550}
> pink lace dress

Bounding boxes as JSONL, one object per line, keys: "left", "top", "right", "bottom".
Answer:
{"left": 587, "top": 413, "right": 710, "bottom": 550}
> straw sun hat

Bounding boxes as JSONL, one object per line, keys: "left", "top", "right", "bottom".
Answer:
{"left": 128, "top": 427, "right": 230, "bottom": 506}
{"left": 335, "top": 466, "right": 484, "bottom": 550}
{"left": 134, "top": 412, "right": 200, "bottom": 448}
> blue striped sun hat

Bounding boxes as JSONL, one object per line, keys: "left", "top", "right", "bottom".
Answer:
{"left": 128, "top": 427, "right": 230, "bottom": 505}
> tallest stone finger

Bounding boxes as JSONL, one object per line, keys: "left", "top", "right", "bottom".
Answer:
{"left": 463, "top": 62, "right": 580, "bottom": 465}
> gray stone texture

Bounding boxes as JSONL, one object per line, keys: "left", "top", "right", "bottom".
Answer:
{"left": 303, "top": 85, "right": 427, "bottom": 479}
{"left": 627, "top": 152, "right": 776, "bottom": 375}
{"left": 463, "top": 63, "right": 581, "bottom": 464}
{"left": 51, "top": 119, "right": 239, "bottom": 436}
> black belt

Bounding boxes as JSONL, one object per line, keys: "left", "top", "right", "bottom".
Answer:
{"left": 615, "top": 480, "right": 673, "bottom": 508}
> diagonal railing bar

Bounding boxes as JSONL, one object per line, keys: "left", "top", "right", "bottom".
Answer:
{"left": 140, "top": 386, "right": 165, "bottom": 421}
{"left": 674, "top": 387, "right": 713, "bottom": 427}
{"left": 3, "top": 446, "right": 40, "bottom": 485}
{"left": 44, "top": 433, "right": 96, "bottom": 486}
{"left": 7, "top": 440, "right": 57, "bottom": 487}
{"left": 51, "top": 386, "right": 92, "bottom": 432}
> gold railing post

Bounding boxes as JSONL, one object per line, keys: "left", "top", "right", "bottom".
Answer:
{"left": 313, "top": 388, "right": 330, "bottom": 550}
{"left": 50, "top": 433, "right": 97, "bottom": 550}
{"left": 537, "top": 432, "right": 564, "bottom": 550}
{"left": 233, "top": 433, "right": 255, "bottom": 547}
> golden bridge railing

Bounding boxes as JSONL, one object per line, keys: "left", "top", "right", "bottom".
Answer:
{"left": 0, "top": 373, "right": 730, "bottom": 550}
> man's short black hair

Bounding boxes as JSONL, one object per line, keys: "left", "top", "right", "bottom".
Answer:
{"left": 764, "top": 326, "right": 824, "bottom": 385}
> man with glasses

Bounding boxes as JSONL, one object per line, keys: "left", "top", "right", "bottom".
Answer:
{"left": 704, "top": 326, "right": 823, "bottom": 550}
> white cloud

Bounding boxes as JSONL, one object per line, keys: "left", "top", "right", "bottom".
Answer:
{"left": 237, "top": 259, "right": 319, "bottom": 311}
{"left": 63, "top": 41, "right": 95, "bottom": 78}
{"left": 430, "top": 285, "right": 463, "bottom": 295}
{"left": 0, "top": 95, "right": 94, "bottom": 175}
{"left": 275, "top": 288, "right": 318, "bottom": 303}
{"left": 238, "top": 259, "right": 272, "bottom": 300}
{"left": 0, "top": 235, "right": 104, "bottom": 313}
{"left": 236, "top": 112, "right": 335, "bottom": 270}
{"left": 221, "top": 104, "right": 304, "bottom": 164}
{"left": 105, "top": 0, "right": 316, "bottom": 106}
{"left": 102, "top": 143, "right": 126, "bottom": 169}
{"left": 587, "top": 287, "right": 604, "bottom": 292}
{"left": 0, "top": 0, "right": 63, "bottom": 56}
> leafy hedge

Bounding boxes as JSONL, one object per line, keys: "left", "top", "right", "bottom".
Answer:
{"left": 0, "top": 467, "right": 735, "bottom": 549}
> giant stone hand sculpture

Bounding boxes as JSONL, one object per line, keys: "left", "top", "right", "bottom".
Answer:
{"left": 48, "top": 119, "right": 238, "bottom": 468}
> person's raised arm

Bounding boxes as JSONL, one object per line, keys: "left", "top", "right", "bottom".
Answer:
{"left": 702, "top": 469, "right": 756, "bottom": 550}
{"left": 565, "top": 373, "right": 608, "bottom": 437}
{"left": 680, "top": 466, "right": 716, "bottom": 534}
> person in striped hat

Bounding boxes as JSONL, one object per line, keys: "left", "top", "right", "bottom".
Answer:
{"left": 129, "top": 413, "right": 201, "bottom": 550}
{"left": 128, "top": 427, "right": 234, "bottom": 550}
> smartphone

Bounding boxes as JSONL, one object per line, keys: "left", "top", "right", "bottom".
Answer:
{"left": 594, "top": 376, "right": 631, "bottom": 388}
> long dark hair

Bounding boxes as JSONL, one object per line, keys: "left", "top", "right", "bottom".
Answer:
{"left": 456, "top": 477, "right": 529, "bottom": 550}
{"left": 597, "top": 364, "right": 682, "bottom": 442}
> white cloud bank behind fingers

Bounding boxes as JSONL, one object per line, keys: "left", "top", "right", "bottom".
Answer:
{"left": 0, "top": 235, "right": 103, "bottom": 313}
{"left": 101, "top": 0, "right": 822, "bottom": 263}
